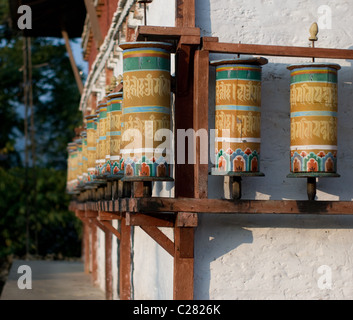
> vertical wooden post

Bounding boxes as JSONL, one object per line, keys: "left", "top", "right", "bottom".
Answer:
{"left": 174, "top": 0, "right": 197, "bottom": 300}
{"left": 173, "top": 223, "right": 195, "bottom": 300}
{"left": 84, "top": 221, "right": 90, "bottom": 274}
{"left": 193, "top": 50, "right": 209, "bottom": 199}
{"left": 91, "top": 220, "right": 98, "bottom": 285}
{"left": 176, "top": 0, "right": 195, "bottom": 27}
{"left": 119, "top": 217, "right": 131, "bottom": 300}
{"left": 105, "top": 221, "right": 113, "bottom": 300}
{"left": 175, "top": 44, "right": 196, "bottom": 198}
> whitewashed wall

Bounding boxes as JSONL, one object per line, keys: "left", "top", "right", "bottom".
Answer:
{"left": 194, "top": 0, "right": 353, "bottom": 299}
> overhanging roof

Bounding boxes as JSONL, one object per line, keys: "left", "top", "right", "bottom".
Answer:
{"left": 8, "top": 0, "right": 86, "bottom": 38}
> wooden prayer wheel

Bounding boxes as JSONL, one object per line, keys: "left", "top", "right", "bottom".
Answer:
{"left": 287, "top": 63, "right": 340, "bottom": 175}
{"left": 211, "top": 58, "right": 268, "bottom": 175}
{"left": 85, "top": 114, "right": 97, "bottom": 183}
{"left": 107, "top": 91, "right": 123, "bottom": 177}
{"left": 119, "top": 41, "right": 173, "bottom": 180}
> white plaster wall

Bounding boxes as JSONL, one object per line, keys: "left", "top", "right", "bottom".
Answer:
{"left": 193, "top": 0, "right": 353, "bottom": 299}
{"left": 195, "top": 214, "right": 353, "bottom": 299}
{"left": 132, "top": 227, "right": 174, "bottom": 299}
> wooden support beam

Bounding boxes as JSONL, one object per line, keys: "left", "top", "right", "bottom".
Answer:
{"left": 140, "top": 226, "right": 175, "bottom": 257}
{"left": 99, "top": 211, "right": 122, "bottom": 221}
{"left": 84, "top": 0, "right": 103, "bottom": 48}
{"left": 120, "top": 217, "right": 131, "bottom": 300}
{"left": 101, "top": 220, "right": 121, "bottom": 240}
{"left": 105, "top": 221, "right": 113, "bottom": 300}
{"left": 86, "top": 210, "right": 98, "bottom": 218}
{"left": 203, "top": 40, "right": 353, "bottom": 60}
{"left": 126, "top": 212, "right": 174, "bottom": 227}
{"left": 136, "top": 26, "right": 200, "bottom": 42}
{"left": 92, "top": 217, "right": 110, "bottom": 234}
{"left": 91, "top": 221, "right": 98, "bottom": 285}
{"left": 84, "top": 221, "right": 90, "bottom": 274}
{"left": 133, "top": 198, "right": 353, "bottom": 215}
{"left": 61, "top": 30, "right": 84, "bottom": 95}
{"left": 173, "top": 224, "right": 194, "bottom": 300}
{"left": 176, "top": 212, "right": 198, "bottom": 227}
{"left": 193, "top": 50, "right": 209, "bottom": 199}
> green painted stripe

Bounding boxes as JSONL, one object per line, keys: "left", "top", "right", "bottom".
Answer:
{"left": 291, "top": 72, "right": 337, "bottom": 84}
{"left": 123, "top": 106, "right": 170, "bottom": 115}
{"left": 123, "top": 56, "right": 170, "bottom": 72}
{"left": 111, "top": 104, "right": 122, "bottom": 112}
{"left": 216, "top": 105, "right": 261, "bottom": 112}
{"left": 216, "top": 70, "right": 262, "bottom": 81}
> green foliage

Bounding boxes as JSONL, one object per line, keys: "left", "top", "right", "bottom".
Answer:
{"left": 0, "top": 0, "right": 85, "bottom": 259}
{"left": 0, "top": 167, "right": 82, "bottom": 259}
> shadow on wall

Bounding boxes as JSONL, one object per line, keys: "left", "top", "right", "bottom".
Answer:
{"left": 194, "top": 214, "right": 253, "bottom": 299}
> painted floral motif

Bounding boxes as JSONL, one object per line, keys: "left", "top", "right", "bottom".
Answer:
{"left": 215, "top": 148, "right": 260, "bottom": 173}
{"left": 123, "top": 155, "right": 170, "bottom": 178}
{"left": 290, "top": 150, "right": 336, "bottom": 173}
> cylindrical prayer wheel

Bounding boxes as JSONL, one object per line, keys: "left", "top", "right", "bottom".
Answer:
{"left": 211, "top": 58, "right": 268, "bottom": 174}
{"left": 81, "top": 131, "right": 88, "bottom": 184}
{"left": 288, "top": 63, "right": 340, "bottom": 174}
{"left": 75, "top": 138, "right": 83, "bottom": 188}
{"left": 85, "top": 114, "right": 97, "bottom": 183}
{"left": 107, "top": 91, "right": 123, "bottom": 177}
{"left": 97, "top": 101, "right": 108, "bottom": 176}
{"left": 119, "top": 41, "right": 173, "bottom": 180}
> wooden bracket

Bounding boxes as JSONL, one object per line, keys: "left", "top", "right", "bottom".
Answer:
{"left": 100, "top": 220, "right": 121, "bottom": 241}
{"left": 126, "top": 212, "right": 174, "bottom": 227}
{"left": 140, "top": 226, "right": 175, "bottom": 257}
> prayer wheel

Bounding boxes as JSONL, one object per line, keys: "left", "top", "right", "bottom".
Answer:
{"left": 288, "top": 63, "right": 340, "bottom": 175}
{"left": 107, "top": 91, "right": 123, "bottom": 177}
{"left": 85, "top": 114, "right": 97, "bottom": 183}
{"left": 81, "top": 131, "right": 88, "bottom": 185}
{"left": 211, "top": 58, "right": 268, "bottom": 175}
{"left": 97, "top": 101, "right": 108, "bottom": 176}
{"left": 119, "top": 41, "right": 173, "bottom": 180}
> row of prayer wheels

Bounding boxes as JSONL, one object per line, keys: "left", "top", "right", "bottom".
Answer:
{"left": 66, "top": 40, "right": 341, "bottom": 194}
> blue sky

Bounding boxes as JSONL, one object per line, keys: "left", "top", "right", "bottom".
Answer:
{"left": 71, "top": 38, "right": 88, "bottom": 80}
